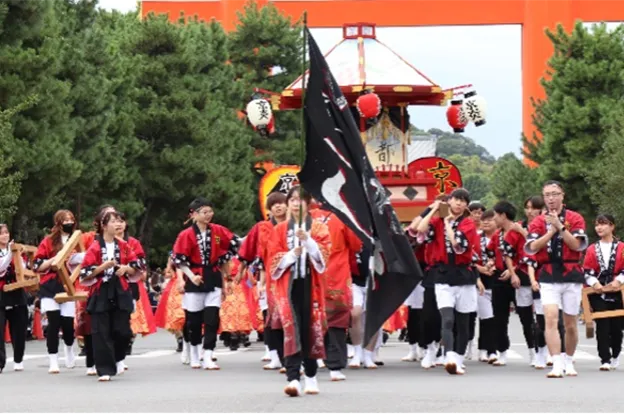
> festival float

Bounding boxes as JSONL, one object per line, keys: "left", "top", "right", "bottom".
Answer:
{"left": 246, "top": 23, "right": 487, "bottom": 222}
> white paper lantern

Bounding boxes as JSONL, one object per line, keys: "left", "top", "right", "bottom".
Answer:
{"left": 246, "top": 98, "right": 273, "bottom": 129}
{"left": 462, "top": 90, "right": 487, "bottom": 127}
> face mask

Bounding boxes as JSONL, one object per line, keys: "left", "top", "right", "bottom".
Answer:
{"left": 62, "top": 223, "right": 74, "bottom": 234}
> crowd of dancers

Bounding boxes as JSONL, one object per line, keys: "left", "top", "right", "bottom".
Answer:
{"left": 0, "top": 180, "right": 622, "bottom": 396}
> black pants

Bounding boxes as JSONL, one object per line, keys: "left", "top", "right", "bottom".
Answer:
{"left": 477, "top": 318, "right": 496, "bottom": 355}
{"left": 84, "top": 334, "right": 95, "bottom": 368}
{"left": 264, "top": 310, "right": 285, "bottom": 363}
{"left": 406, "top": 307, "right": 421, "bottom": 345}
{"left": 492, "top": 285, "right": 534, "bottom": 351}
{"left": 589, "top": 295, "right": 624, "bottom": 364}
{"left": 324, "top": 327, "right": 347, "bottom": 371}
{"left": 262, "top": 310, "right": 270, "bottom": 347}
{"left": 183, "top": 310, "right": 190, "bottom": 343}
{"left": 0, "top": 306, "right": 28, "bottom": 369}
{"left": 91, "top": 309, "right": 132, "bottom": 377}
{"left": 467, "top": 312, "right": 477, "bottom": 341}
{"left": 186, "top": 307, "right": 220, "bottom": 350}
{"left": 285, "top": 279, "right": 317, "bottom": 382}
{"left": 440, "top": 308, "right": 470, "bottom": 355}
{"left": 46, "top": 310, "right": 75, "bottom": 354}
{"left": 419, "top": 287, "right": 441, "bottom": 349}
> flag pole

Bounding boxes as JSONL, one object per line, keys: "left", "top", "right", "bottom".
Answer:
{"left": 296, "top": 11, "right": 308, "bottom": 279}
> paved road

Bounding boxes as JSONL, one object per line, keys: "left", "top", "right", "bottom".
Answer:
{"left": 1, "top": 318, "right": 622, "bottom": 413}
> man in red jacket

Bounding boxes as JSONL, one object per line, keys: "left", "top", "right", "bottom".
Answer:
{"left": 525, "top": 181, "right": 588, "bottom": 378}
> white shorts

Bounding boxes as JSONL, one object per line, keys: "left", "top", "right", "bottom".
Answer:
{"left": 435, "top": 284, "right": 477, "bottom": 314}
{"left": 477, "top": 289, "right": 493, "bottom": 320}
{"left": 41, "top": 297, "right": 75, "bottom": 318}
{"left": 539, "top": 282, "right": 582, "bottom": 316}
{"left": 259, "top": 290, "right": 268, "bottom": 312}
{"left": 515, "top": 287, "right": 534, "bottom": 308}
{"left": 534, "top": 298, "right": 543, "bottom": 315}
{"left": 352, "top": 284, "right": 366, "bottom": 309}
{"left": 404, "top": 284, "right": 424, "bottom": 309}
{"left": 182, "top": 289, "right": 222, "bottom": 313}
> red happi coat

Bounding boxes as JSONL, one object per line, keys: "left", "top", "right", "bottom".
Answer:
{"left": 311, "top": 209, "right": 362, "bottom": 329}
{"left": 486, "top": 230, "right": 506, "bottom": 271}
{"left": 79, "top": 236, "right": 140, "bottom": 313}
{"left": 525, "top": 207, "right": 588, "bottom": 283}
{"left": 583, "top": 240, "right": 624, "bottom": 288}
{"left": 238, "top": 218, "right": 279, "bottom": 328}
{"left": 268, "top": 217, "right": 331, "bottom": 359}
{"left": 172, "top": 223, "right": 236, "bottom": 287}
{"left": 424, "top": 215, "right": 478, "bottom": 286}
{"left": 75, "top": 233, "right": 99, "bottom": 336}
{"left": 33, "top": 236, "right": 66, "bottom": 293}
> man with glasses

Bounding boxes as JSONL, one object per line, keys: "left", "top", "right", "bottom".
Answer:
{"left": 524, "top": 181, "right": 588, "bottom": 378}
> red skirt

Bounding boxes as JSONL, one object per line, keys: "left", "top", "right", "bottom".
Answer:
{"left": 130, "top": 283, "right": 157, "bottom": 336}
{"left": 154, "top": 278, "right": 185, "bottom": 332}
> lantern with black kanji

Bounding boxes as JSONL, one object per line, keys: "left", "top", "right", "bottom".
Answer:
{"left": 446, "top": 99, "right": 468, "bottom": 133}
{"left": 246, "top": 98, "right": 273, "bottom": 136}
{"left": 462, "top": 90, "right": 487, "bottom": 127}
{"left": 356, "top": 91, "right": 381, "bottom": 119}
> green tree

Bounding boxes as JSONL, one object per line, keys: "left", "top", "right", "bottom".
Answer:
{"left": 130, "top": 14, "right": 256, "bottom": 263}
{"left": 587, "top": 105, "right": 624, "bottom": 224}
{"left": 0, "top": 0, "right": 79, "bottom": 241}
{"left": 54, "top": 3, "right": 145, "bottom": 228}
{"left": 432, "top": 128, "right": 496, "bottom": 164}
{"left": 489, "top": 152, "right": 540, "bottom": 210}
{"left": 462, "top": 174, "right": 490, "bottom": 202}
{"left": 228, "top": 0, "right": 303, "bottom": 166}
{"left": 0, "top": 101, "right": 31, "bottom": 221}
{"left": 446, "top": 154, "right": 494, "bottom": 177}
{"left": 523, "top": 21, "right": 624, "bottom": 218}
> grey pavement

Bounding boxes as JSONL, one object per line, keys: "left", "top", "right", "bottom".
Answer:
{"left": 1, "top": 317, "right": 622, "bottom": 413}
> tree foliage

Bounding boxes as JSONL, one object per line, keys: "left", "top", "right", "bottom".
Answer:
{"left": 523, "top": 21, "right": 624, "bottom": 219}
{"left": 228, "top": 0, "right": 303, "bottom": 166}
{"left": 587, "top": 104, "right": 624, "bottom": 224}
{"left": 489, "top": 152, "right": 540, "bottom": 210}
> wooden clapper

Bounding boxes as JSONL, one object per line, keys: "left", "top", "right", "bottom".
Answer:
{"left": 51, "top": 230, "right": 88, "bottom": 303}
{"left": 581, "top": 286, "right": 624, "bottom": 338}
{"left": 3, "top": 244, "right": 40, "bottom": 292}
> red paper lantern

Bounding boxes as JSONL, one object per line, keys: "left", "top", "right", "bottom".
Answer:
{"left": 446, "top": 99, "right": 469, "bottom": 133}
{"left": 356, "top": 92, "right": 381, "bottom": 119}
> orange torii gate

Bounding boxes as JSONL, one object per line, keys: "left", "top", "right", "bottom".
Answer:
{"left": 140, "top": 0, "right": 624, "bottom": 161}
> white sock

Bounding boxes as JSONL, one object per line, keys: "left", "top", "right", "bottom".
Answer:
{"left": 353, "top": 345, "right": 362, "bottom": 360}
{"left": 552, "top": 354, "right": 563, "bottom": 368}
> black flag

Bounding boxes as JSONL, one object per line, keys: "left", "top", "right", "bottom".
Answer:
{"left": 298, "top": 27, "right": 422, "bottom": 346}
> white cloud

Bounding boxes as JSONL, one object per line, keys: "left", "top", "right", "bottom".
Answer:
{"left": 97, "top": 0, "right": 137, "bottom": 13}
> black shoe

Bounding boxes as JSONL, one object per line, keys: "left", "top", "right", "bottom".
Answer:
{"left": 79, "top": 347, "right": 86, "bottom": 357}
{"left": 382, "top": 332, "right": 389, "bottom": 345}
{"left": 176, "top": 337, "right": 183, "bottom": 353}
{"left": 126, "top": 341, "right": 133, "bottom": 356}
{"left": 398, "top": 328, "right": 407, "bottom": 342}
{"left": 257, "top": 332, "right": 264, "bottom": 343}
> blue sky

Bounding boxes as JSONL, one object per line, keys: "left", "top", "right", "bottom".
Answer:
{"left": 99, "top": 0, "right": 618, "bottom": 159}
